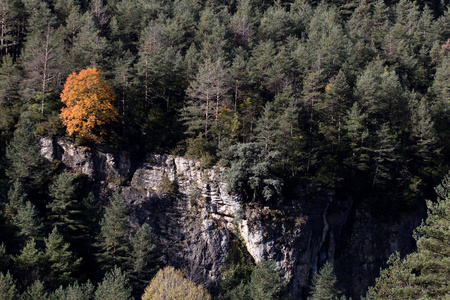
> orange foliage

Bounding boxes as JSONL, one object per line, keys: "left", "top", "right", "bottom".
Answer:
{"left": 60, "top": 68, "right": 118, "bottom": 142}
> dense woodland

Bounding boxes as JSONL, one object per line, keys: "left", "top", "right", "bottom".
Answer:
{"left": 0, "top": 0, "right": 449, "bottom": 298}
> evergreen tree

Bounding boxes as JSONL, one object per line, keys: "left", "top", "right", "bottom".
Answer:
{"left": 184, "top": 58, "right": 230, "bottom": 141}
{"left": 47, "top": 171, "right": 83, "bottom": 240}
{"left": 366, "top": 172, "right": 450, "bottom": 299}
{"left": 44, "top": 226, "right": 82, "bottom": 286}
{"left": 309, "top": 262, "right": 341, "bottom": 300}
{"left": 51, "top": 280, "right": 95, "bottom": 300}
{"left": 130, "top": 223, "right": 156, "bottom": 289}
{"left": 0, "top": 55, "right": 20, "bottom": 105}
{"left": 248, "top": 260, "right": 282, "bottom": 300}
{"left": 21, "top": 280, "right": 48, "bottom": 300}
{"left": 12, "top": 200, "right": 42, "bottom": 238}
{"left": 5, "top": 117, "right": 46, "bottom": 188}
{"left": 20, "top": 1, "right": 64, "bottom": 114}
{"left": 13, "top": 239, "right": 44, "bottom": 287}
{"left": 0, "top": 243, "right": 10, "bottom": 272}
{"left": 5, "top": 179, "right": 26, "bottom": 218}
{"left": 0, "top": 271, "right": 17, "bottom": 300}
{"left": 343, "top": 102, "right": 369, "bottom": 174}
{"left": 70, "top": 12, "right": 107, "bottom": 70}
{"left": 97, "top": 191, "right": 130, "bottom": 271}
{"left": 254, "top": 101, "right": 281, "bottom": 155}
{"left": 94, "top": 266, "right": 132, "bottom": 300}
{"left": 223, "top": 143, "right": 283, "bottom": 202}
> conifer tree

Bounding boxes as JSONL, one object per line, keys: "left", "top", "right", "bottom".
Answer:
{"left": 12, "top": 201, "right": 42, "bottom": 238}
{"left": 51, "top": 280, "right": 95, "bottom": 300}
{"left": 130, "top": 223, "right": 156, "bottom": 289}
{"left": 44, "top": 226, "right": 82, "bottom": 286}
{"left": 366, "top": 172, "right": 450, "bottom": 299}
{"left": 21, "top": 280, "right": 48, "bottom": 300}
{"left": 94, "top": 266, "right": 132, "bottom": 300}
{"left": 184, "top": 58, "right": 230, "bottom": 140}
{"left": 0, "top": 55, "right": 20, "bottom": 105}
{"left": 5, "top": 117, "right": 46, "bottom": 188}
{"left": 248, "top": 260, "right": 282, "bottom": 300}
{"left": 20, "top": 1, "right": 64, "bottom": 114}
{"left": 13, "top": 239, "right": 44, "bottom": 287}
{"left": 5, "top": 179, "right": 26, "bottom": 218}
{"left": 0, "top": 271, "right": 17, "bottom": 300}
{"left": 47, "top": 171, "right": 83, "bottom": 240}
{"left": 0, "top": 243, "right": 9, "bottom": 272}
{"left": 97, "top": 191, "right": 130, "bottom": 271}
{"left": 309, "top": 262, "right": 341, "bottom": 300}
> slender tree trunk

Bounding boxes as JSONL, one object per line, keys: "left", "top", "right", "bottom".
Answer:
{"left": 41, "top": 25, "right": 51, "bottom": 115}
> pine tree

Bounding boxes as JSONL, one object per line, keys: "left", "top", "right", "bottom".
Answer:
{"left": 0, "top": 243, "right": 10, "bottom": 272}
{"left": 309, "top": 262, "right": 341, "bottom": 300}
{"left": 0, "top": 55, "right": 20, "bottom": 105}
{"left": 5, "top": 117, "right": 46, "bottom": 188}
{"left": 97, "top": 191, "right": 130, "bottom": 271}
{"left": 51, "top": 280, "right": 95, "bottom": 300}
{"left": 248, "top": 260, "right": 282, "bottom": 300}
{"left": 20, "top": 1, "right": 64, "bottom": 114}
{"left": 4, "top": 179, "right": 26, "bottom": 218}
{"left": 69, "top": 12, "right": 107, "bottom": 70}
{"left": 366, "top": 173, "right": 450, "bottom": 299}
{"left": 407, "top": 174, "right": 450, "bottom": 297}
{"left": 21, "top": 280, "right": 48, "bottom": 300}
{"left": 44, "top": 227, "right": 82, "bottom": 286}
{"left": 184, "top": 58, "right": 230, "bottom": 140}
{"left": 12, "top": 201, "right": 42, "bottom": 238}
{"left": 130, "top": 223, "right": 156, "bottom": 288}
{"left": 0, "top": 271, "right": 17, "bottom": 300}
{"left": 94, "top": 266, "right": 132, "bottom": 300}
{"left": 13, "top": 239, "right": 44, "bottom": 287}
{"left": 47, "top": 171, "right": 83, "bottom": 240}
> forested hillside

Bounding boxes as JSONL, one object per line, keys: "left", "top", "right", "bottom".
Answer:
{"left": 0, "top": 0, "right": 449, "bottom": 298}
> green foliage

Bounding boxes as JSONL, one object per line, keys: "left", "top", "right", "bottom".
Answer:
{"left": 13, "top": 239, "right": 44, "bottom": 287}
{"left": 50, "top": 280, "right": 95, "bottom": 300}
{"left": 223, "top": 143, "right": 283, "bottom": 203}
{"left": 94, "top": 266, "right": 132, "bottom": 300}
{"left": 366, "top": 172, "right": 450, "bottom": 299}
{"left": 0, "top": 271, "right": 17, "bottom": 300}
{"left": 157, "top": 174, "right": 178, "bottom": 197}
{"left": 21, "top": 280, "right": 48, "bottom": 300}
{"left": 185, "top": 133, "right": 217, "bottom": 168}
{"left": 12, "top": 201, "right": 42, "bottom": 239}
{"left": 309, "top": 262, "right": 341, "bottom": 300}
{"left": 44, "top": 227, "right": 82, "bottom": 286}
{"left": 5, "top": 117, "right": 46, "bottom": 188}
{"left": 219, "top": 234, "right": 255, "bottom": 298}
{"left": 47, "top": 171, "right": 84, "bottom": 239}
{"left": 248, "top": 260, "right": 283, "bottom": 300}
{"left": 96, "top": 191, "right": 130, "bottom": 271}
{"left": 220, "top": 258, "right": 282, "bottom": 300}
{"left": 130, "top": 223, "right": 157, "bottom": 291}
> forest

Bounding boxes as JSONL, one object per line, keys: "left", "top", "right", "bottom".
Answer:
{"left": 0, "top": 0, "right": 449, "bottom": 298}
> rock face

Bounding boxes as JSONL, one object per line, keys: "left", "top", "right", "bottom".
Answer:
{"left": 39, "top": 137, "right": 423, "bottom": 299}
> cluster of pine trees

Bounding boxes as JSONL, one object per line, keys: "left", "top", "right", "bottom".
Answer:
{"left": 0, "top": 0, "right": 448, "bottom": 204}
{"left": 0, "top": 0, "right": 449, "bottom": 298}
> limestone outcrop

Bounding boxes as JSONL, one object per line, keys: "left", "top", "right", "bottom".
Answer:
{"left": 39, "top": 137, "right": 422, "bottom": 299}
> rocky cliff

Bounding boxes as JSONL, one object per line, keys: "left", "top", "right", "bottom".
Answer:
{"left": 40, "top": 137, "right": 423, "bottom": 299}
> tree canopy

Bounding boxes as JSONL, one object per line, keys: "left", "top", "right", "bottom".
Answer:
{"left": 60, "top": 67, "right": 117, "bottom": 142}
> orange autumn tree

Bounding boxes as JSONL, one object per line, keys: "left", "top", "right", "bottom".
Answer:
{"left": 60, "top": 67, "right": 118, "bottom": 142}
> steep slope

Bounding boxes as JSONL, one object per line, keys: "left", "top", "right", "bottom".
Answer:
{"left": 40, "top": 137, "right": 423, "bottom": 299}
